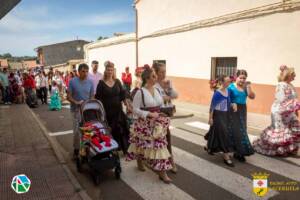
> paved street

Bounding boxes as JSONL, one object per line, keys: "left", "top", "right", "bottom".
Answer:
{"left": 32, "top": 103, "right": 300, "bottom": 200}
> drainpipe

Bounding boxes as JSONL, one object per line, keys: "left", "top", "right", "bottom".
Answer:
{"left": 134, "top": 3, "right": 139, "bottom": 68}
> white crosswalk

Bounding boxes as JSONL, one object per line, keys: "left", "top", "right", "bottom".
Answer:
{"left": 172, "top": 147, "right": 278, "bottom": 200}
{"left": 111, "top": 123, "right": 300, "bottom": 200}
{"left": 49, "top": 118, "right": 299, "bottom": 200}
{"left": 121, "top": 161, "right": 196, "bottom": 200}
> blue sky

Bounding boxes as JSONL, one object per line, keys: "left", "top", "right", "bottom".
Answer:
{"left": 0, "top": 0, "right": 135, "bottom": 56}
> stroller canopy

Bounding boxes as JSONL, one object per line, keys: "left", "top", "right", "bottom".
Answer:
{"left": 80, "top": 100, "right": 106, "bottom": 123}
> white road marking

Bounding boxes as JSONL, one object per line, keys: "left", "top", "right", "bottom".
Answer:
{"left": 121, "top": 159, "right": 196, "bottom": 200}
{"left": 173, "top": 147, "right": 278, "bottom": 200}
{"left": 171, "top": 127, "right": 300, "bottom": 182}
{"left": 49, "top": 130, "right": 73, "bottom": 136}
{"left": 61, "top": 105, "right": 70, "bottom": 109}
{"left": 185, "top": 121, "right": 210, "bottom": 131}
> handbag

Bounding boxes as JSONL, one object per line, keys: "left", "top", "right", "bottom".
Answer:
{"left": 160, "top": 104, "right": 176, "bottom": 117}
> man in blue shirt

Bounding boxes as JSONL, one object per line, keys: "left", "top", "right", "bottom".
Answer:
{"left": 67, "top": 63, "right": 94, "bottom": 158}
{"left": 0, "top": 68, "right": 11, "bottom": 104}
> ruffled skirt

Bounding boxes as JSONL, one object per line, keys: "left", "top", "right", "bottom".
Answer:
{"left": 126, "top": 116, "right": 172, "bottom": 171}
{"left": 253, "top": 112, "right": 300, "bottom": 156}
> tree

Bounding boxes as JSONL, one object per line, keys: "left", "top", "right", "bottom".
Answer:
{"left": 97, "top": 36, "right": 108, "bottom": 41}
{"left": 0, "top": 53, "right": 12, "bottom": 58}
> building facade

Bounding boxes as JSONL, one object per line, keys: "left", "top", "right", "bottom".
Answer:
{"left": 85, "top": 0, "right": 300, "bottom": 114}
{"left": 84, "top": 33, "right": 136, "bottom": 78}
{"left": 0, "top": 59, "right": 9, "bottom": 69}
{"left": 36, "top": 40, "right": 89, "bottom": 72}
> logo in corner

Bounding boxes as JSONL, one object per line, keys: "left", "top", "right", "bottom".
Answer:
{"left": 252, "top": 172, "right": 269, "bottom": 197}
{"left": 11, "top": 174, "right": 31, "bottom": 194}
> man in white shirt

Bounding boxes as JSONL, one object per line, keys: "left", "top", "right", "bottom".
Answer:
{"left": 88, "top": 60, "right": 103, "bottom": 95}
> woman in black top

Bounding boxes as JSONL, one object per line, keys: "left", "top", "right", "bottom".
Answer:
{"left": 95, "top": 61, "right": 130, "bottom": 154}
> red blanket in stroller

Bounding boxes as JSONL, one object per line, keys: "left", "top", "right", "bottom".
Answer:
{"left": 80, "top": 122, "right": 119, "bottom": 154}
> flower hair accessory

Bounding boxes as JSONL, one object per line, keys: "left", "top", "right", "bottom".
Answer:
{"left": 280, "top": 65, "right": 287, "bottom": 72}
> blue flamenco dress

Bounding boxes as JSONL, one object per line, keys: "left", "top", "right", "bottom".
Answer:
{"left": 49, "top": 89, "right": 61, "bottom": 111}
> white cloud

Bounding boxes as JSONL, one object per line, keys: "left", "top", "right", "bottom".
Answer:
{"left": 0, "top": 9, "right": 133, "bottom": 33}
{"left": 0, "top": 5, "right": 134, "bottom": 56}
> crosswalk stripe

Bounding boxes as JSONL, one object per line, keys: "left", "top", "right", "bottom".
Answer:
{"left": 185, "top": 121, "right": 210, "bottom": 130}
{"left": 62, "top": 105, "right": 70, "bottom": 109}
{"left": 49, "top": 130, "right": 73, "bottom": 136}
{"left": 121, "top": 160, "right": 196, "bottom": 200}
{"left": 172, "top": 146, "right": 279, "bottom": 200}
{"left": 247, "top": 155, "right": 300, "bottom": 182}
{"left": 171, "top": 127, "right": 300, "bottom": 182}
{"left": 183, "top": 120, "right": 300, "bottom": 166}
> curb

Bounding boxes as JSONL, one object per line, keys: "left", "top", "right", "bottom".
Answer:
{"left": 26, "top": 105, "right": 92, "bottom": 200}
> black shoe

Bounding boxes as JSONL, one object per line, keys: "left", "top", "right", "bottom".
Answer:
{"left": 234, "top": 153, "right": 246, "bottom": 162}
{"left": 204, "top": 147, "right": 214, "bottom": 155}
{"left": 224, "top": 159, "right": 235, "bottom": 167}
{"left": 73, "top": 149, "right": 79, "bottom": 160}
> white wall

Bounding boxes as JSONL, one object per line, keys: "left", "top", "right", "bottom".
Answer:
{"left": 138, "top": 10, "right": 300, "bottom": 86}
{"left": 136, "top": 0, "right": 279, "bottom": 37}
{"left": 85, "top": 42, "right": 136, "bottom": 79}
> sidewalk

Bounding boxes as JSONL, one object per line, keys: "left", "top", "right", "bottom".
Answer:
{"left": 174, "top": 100, "right": 271, "bottom": 131}
{"left": 0, "top": 104, "right": 88, "bottom": 200}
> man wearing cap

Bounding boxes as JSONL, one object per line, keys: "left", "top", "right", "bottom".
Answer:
{"left": 88, "top": 60, "right": 103, "bottom": 95}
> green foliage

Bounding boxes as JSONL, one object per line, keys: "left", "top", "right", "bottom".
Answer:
{"left": 0, "top": 53, "right": 37, "bottom": 62}
{"left": 97, "top": 36, "right": 108, "bottom": 41}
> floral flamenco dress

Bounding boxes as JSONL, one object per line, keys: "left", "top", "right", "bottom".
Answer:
{"left": 127, "top": 88, "right": 172, "bottom": 171}
{"left": 253, "top": 82, "right": 300, "bottom": 156}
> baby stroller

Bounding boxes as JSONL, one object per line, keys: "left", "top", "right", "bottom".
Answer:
{"left": 76, "top": 100, "right": 121, "bottom": 185}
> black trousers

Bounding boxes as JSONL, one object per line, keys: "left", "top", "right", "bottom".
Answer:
{"left": 39, "top": 87, "right": 48, "bottom": 104}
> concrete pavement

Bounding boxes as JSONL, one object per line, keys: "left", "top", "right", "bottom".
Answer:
{"left": 0, "top": 104, "right": 90, "bottom": 200}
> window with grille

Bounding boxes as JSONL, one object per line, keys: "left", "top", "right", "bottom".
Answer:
{"left": 211, "top": 57, "right": 237, "bottom": 79}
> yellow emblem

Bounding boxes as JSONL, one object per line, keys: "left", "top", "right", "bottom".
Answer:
{"left": 252, "top": 172, "right": 270, "bottom": 197}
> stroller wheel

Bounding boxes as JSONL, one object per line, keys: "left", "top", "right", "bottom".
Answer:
{"left": 76, "top": 157, "right": 82, "bottom": 173}
{"left": 115, "top": 166, "right": 121, "bottom": 180}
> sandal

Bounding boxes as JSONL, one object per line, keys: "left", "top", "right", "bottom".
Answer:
{"left": 137, "top": 159, "right": 146, "bottom": 172}
{"left": 158, "top": 172, "right": 172, "bottom": 184}
{"left": 223, "top": 159, "right": 235, "bottom": 167}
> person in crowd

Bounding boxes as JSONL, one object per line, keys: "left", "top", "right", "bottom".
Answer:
{"left": 65, "top": 71, "right": 75, "bottom": 93}
{"left": 253, "top": 65, "right": 300, "bottom": 156}
{"left": 228, "top": 69, "right": 255, "bottom": 162}
{"left": 67, "top": 63, "right": 94, "bottom": 158}
{"left": 8, "top": 72, "right": 21, "bottom": 104}
{"left": 88, "top": 60, "right": 103, "bottom": 95}
{"left": 47, "top": 67, "right": 54, "bottom": 93}
{"left": 23, "top": 72, "right": 38, "bottom": 107}
{"left": 53, "top": 70, "right": 65, "bottom": 101}
{"left": 127, "top": 66, "right": 172, "bottom": 183}
{"left": 122, "top": 66, "right": 132, "bottom": 93}
{"left": 153, "top": 62, "right": 178, "bottom": 173}
{"left": 36, "top": 71, "right": 48, "bottom": 104}
{"left": 95, "top": 61, "right": 130, "bottom": 154}
{"left": 0, "top": 68, "right": 11, "bottom": 104}
{"left": 49, "top": 80, "right": 61, "bottom": 111}
{"left": 35, "top": 72, "right": 41, "bottom": 103}
{"left": 130, "top": 67, "right": 143, "bottom": 100}
{"left": 205, "top": 75, "right": 234, "bottom": 167}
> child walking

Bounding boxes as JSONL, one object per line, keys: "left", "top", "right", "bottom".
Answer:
{"left": 49, "top": 81, "right": 61, "bottom": 111}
